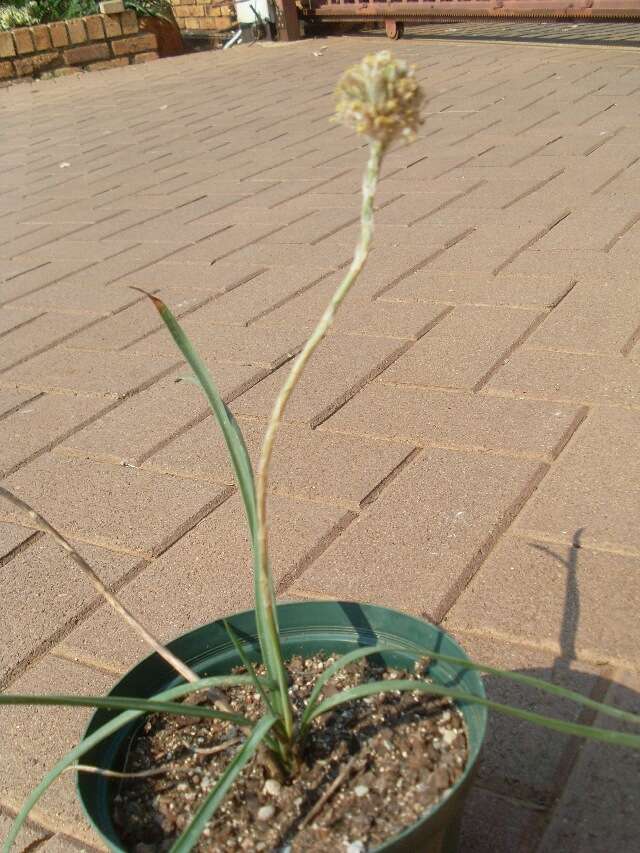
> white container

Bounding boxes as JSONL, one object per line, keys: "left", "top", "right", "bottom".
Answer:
{"left": 234, "top": 0, "right": 274, "bottom": 25}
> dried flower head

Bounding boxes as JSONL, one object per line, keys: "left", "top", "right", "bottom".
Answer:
{"left": 333, "top": 50, "right": 424, "bottom": 147}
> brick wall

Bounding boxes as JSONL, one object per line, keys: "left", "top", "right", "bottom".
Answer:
{"left": 170, "top": 1, "right": 235, "bottom": 35}
{"left": 0, "top": 11, "right": 158, "bottom": 84}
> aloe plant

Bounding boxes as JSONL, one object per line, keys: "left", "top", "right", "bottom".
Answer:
{"left": 2, "top": 52, "right": 640, "bottom": 853}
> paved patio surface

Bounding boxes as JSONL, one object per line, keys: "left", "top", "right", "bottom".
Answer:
{"left": 1, "top": 30, "right": 639, "bottom": 851}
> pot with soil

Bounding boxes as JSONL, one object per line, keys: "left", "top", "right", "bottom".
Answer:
{"left": 78, "top": 601, "right": 487, "bottom": 852}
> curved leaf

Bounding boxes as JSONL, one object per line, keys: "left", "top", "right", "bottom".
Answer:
{"left": 0, "top": 693, "right": 252, "bottom": 726}
{"left": 2, "top": 675, "right": 254, "bottom": 853}
{"left": 308, "top": 679, "right": 640, "bottom": 750}
{"left": 170, "top": 714, "right": 277, "bottom": 852}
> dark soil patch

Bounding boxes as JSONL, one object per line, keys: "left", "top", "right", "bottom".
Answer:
{"left": 114, "top": 656, "right": 468, "bottom": 852}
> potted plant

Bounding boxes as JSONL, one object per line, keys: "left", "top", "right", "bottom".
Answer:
{"left": 1, "top": 52, "right": 639, "bottom": 853}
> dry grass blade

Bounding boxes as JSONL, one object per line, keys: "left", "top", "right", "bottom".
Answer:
{"left": 66, "top": 763, "right": 176, "bottom": 780}
{"left": 190, "top": 737, "right": 243, "bottom": 756}
{"left": 0, "top": 485, "right": 199, "bottom": 686}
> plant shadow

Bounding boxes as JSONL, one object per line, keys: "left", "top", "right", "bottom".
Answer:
{"left": 458, "top": 529, "right": 640, "bottom": 852}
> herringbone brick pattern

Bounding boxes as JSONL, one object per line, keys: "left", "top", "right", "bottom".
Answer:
{"left": 0, "top": 33, "right": 639, "bottom": 851}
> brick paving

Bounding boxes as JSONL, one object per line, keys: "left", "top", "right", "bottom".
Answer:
{"left": 0, "top": 31, "right": 639, "bottom": 851}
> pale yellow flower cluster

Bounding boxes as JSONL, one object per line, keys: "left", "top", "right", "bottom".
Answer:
{"left": 333, "top": 50, "right": 424, "bottom": 148}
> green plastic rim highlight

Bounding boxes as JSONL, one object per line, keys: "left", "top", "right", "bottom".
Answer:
{"left": 78, "top": 601, "right": 488, "bottom": 853}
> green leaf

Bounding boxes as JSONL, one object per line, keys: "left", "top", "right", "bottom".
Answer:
{"left": 308, "top": 679, "right": 640, "bottom": 750}
{"left": 417, "top": 647, "right": 640, "bottom": 727}
{"left": 2, "top": 675, "right": 254, "bottom": 853}
{"left": 300, "top": 643, "right": 404, "bottom": 731}
{"left": 140, "top": 292, "right": 257, "bottom": 539}
{"left": 170, "top": 713, "right": 277, "bottom": 852}
{"left": 140, "top": 292, "right": 288, "bottom": 733}
{"left": 0, "top": 693, "right": 252, "bottom": 727}
{"left": 300, "top": 641, "right": 640, "bottom": 729}
{"left": 223, "top": 620, "right": 277, "bottom": 718}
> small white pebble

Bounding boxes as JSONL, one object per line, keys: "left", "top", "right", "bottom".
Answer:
{"left": 257, "top": 804, "right": 275, "bottom": 821}
{"left": 441, "top": 729, "right": 457, "bottom": 746}
{"left": 345, "top": 842, "right": 366, "bottom": 853}
{"left": 263, "top": 779, "right": 282, "bottom": 797}
{"left": 354, "top": 785, "right": 369, "bottom": 798}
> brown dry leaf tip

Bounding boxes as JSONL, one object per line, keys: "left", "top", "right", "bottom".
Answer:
{"left": 130, "top": 286, "right": 165, "bottom": 311}
{"left": 333, "top": 50, "right": 424, "bottom": 148}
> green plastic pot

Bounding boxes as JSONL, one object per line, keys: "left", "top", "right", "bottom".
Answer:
{"left": 78, "top": 601, "right": 487, "bottom": 852}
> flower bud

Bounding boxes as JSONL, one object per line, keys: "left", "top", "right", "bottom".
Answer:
{"left": 334, "top": 50, "right": 424, "bottom": 147}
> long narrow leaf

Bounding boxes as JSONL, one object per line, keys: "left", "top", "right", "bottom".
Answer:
{"left": 222, "top": 620, "right": 283, "bottom": 757}
{"left": 141, "top": 292, "right": 287, "bottom": 727}
{"left": 416, "top": 647, "right": 640, "bottom": 726}
{"left": 308, "top": 680, "right": 640, "bottom": 750}
{"left": 170, "top": 713, "right": 277, "bottom": 853}
{"left": 223, "top": 620, "right": 277, "bottom": 718}
{"left": 0, "top": 693, "right": 252, "bottom": 726}
{"left": 139, "top": 293, "right": 257, "bottom": 537}
{"left": 2, "top": 675, "right": 254, "bottom": 853}
{"left": 300, "top": 643, "right": 404, "bottom": 730}
{"left": 302, "top": 642, "right": 640, "bottom": 730}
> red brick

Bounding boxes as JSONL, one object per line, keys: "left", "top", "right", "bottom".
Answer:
{"left": 145, "top": 417, "right": 413, "bottom": 510}
{"left": 292, "top": 449, "right": 545, "bottom": 620}
{"left": 0, "top": 657, "right": 113, "bottom": 844}
{"left": 12, "top": 28, "right": 34, "bottom": 55}
{"left": 0, "top": 347, "right": 177, "bottom": 400}
{"left": 86, "top": 56, "right": 129, "bottom": 71}
{"left": 235, "top": 336, "right": 406, "bottom": 427}
{"left": 63, "top": 43, "right": 111, "bottom": 66}
{"left": 0, "top": 61, "right": 13, "bottom": 80}
{"left": 13, "top": 52, "right": 59, "bottom": 77}
{"left": 320, "top": 382, "right": 584, "bottom": 462}
{"left": 486, "top": 348, "right": 640, "bottom": 407}
{"left": 133, "top": 50, "right": 158, "bottom": 64}
{"left": 381, "top": 306, "right": 542, "bottom": 392}
{"left": 120, "top": 9, "right": 139, "bottom": 33}
{"left": 537, "top": 668, "right": 640, "bottom": 852}
{"left": 0, "top": 537, "right": 139, "bottom": 680}
{"left": 453, "top": 533, "right": 640, "bottom": 667}
{"left": 58, "top": 364, "right": 260, "bottom": 465}
{"left": 102, "top": 13, "right": 122, "bottom": 37}
{"left": 48, "top": 22, "right": 69, "bottom": 48}
{"left": 460, "top": 787, "right": 544, "bottom": 853}
{"left": 66, "top": 19, "right": 87, "bottom": 44}
{"left": 450, "top": 634, "right": 603, "bottom": 803}
{"left": 1, "top": 453, "right": 229, "bottom": 557}
{"left": 192, "top": 18, "right": 217, "bottom": 29}
{"left": 56, "top": 495, "right": 346, "bottom": 671}
{"left": 515, "top": 407, "right": 640, "bottom": 553}
{"left": 111, "top": 32, "right": 157, "bottom": 55}
{"left": 528, "top": 276, "right": 640, "bottom": 356}
{"left": 83, "top": 14, "right": 106, "bottom": 40}
{"left": 0, "top": 31, "right": 15, "bottom": 58}
{"left": 30, "top": 24, "right": 52, "bottom": 51}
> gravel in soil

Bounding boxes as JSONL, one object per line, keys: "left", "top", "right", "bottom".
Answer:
{"left": 114, "top": 655, "right": 468, "bottom": 852}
